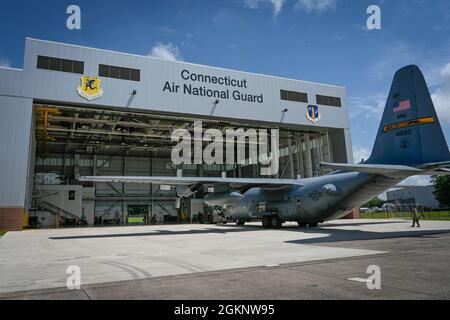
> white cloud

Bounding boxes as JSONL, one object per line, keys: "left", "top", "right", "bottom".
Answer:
{"left": 431, "top": 61, "right": 450, "bottom": 123}
{"left": 243, "top": 0, "right": 338, "bottom": 15}
{"left": 348, "top": 94, "right": 386, "bottom": 165}
{"left": 348, "top": 94, "right": 386, "bottom": 120}
{"left": 244, "top": 0, "right": 286, "bottom": 16}
{"left": 0, "top": 58, "right": 10, "bottom": 68}
{"left": 295, "top": 0, "right": 338, "bottom": 13}
{"left": 148, "top": 42, "right": 183, "bottom": 62}
{"left": 353, "top": 147, "right": 371, "bottom": 164}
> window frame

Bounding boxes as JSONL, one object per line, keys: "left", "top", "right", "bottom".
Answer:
{"left": 98, "top": 64, "right": 141, "bottom": 82}
{"left": 316, "top": 94, "right": 342, "bottom": 107}
{"left": 36, "top": 55, "right": 84, "bottom": 74}
{"left": 280, "top": 89, "right": 308, "bottom": 103}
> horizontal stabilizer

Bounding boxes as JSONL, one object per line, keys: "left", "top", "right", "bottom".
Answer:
{"left": 319, "top": 162, "right": 423, "bottom": 178}
{"left": 425, "top": 168, "right": 450, "bottom": 176}
{"left": 418, "top": 161, "right": 450, "bottom": 171}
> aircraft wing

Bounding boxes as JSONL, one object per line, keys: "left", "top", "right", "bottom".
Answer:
{"left": 78, "top": 176, "right": 304, "bottom": 192}
{"left": 319, "top": 162, "right": 424, "bottom": 178}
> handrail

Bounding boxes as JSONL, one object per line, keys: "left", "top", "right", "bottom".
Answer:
{"left": 31, "top": 176, "right": 81, "bottom": 221}
{"left": 34, "top": 199, "right": 80, "bottom": 220}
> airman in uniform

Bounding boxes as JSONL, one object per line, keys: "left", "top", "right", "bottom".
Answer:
{"left": 411, "top": 207, "right": 421, "bottom": 228}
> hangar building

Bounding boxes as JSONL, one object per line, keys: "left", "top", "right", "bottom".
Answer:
{"left": 387, "top": 186, "right": 441, "bottom": 210}
{"left": 0, "top": 38, "right": 353, "bottom": 231}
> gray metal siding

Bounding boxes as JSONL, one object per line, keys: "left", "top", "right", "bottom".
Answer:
{"left": 0, "top": 96, "right": 33, "bottom": 207}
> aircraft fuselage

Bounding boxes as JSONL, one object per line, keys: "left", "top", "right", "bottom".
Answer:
{"left": 204, "top": 171, "right": 403, "bottom": 225}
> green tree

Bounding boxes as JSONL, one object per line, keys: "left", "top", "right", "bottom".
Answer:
{"left": 363, "top": 197, "right": 385, "bottom": 208}
{"left": 432, "top": 176, "right": 450, "bottom": 208}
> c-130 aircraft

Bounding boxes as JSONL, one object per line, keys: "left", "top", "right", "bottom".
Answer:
{"left": 80, "top": 65, "right": 450, "bottom": 229}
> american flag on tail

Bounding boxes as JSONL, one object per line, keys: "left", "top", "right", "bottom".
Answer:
{"left": 393, "top": 100, "right": 411, "bottom": 113}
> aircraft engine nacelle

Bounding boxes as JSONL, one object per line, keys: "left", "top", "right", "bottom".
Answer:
{"left": 203, "top": 192, "right": 243, "bottom": 207}
{"left": 175, "top": 186, "right": 196, "bottom": 198}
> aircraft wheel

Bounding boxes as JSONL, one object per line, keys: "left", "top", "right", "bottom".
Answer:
{"left": 271, "top": 216, "right": 282, "bottom": 229}
{"left": 308, "top": 222, "right": 319, "bottom": 228}
{"left": 236, "top": 219, "right": 245, "bottom": 226}
{"left": 262, "top": 217, "right": 272, "bottom": 228}
{"left": 298, "top": 222, "right": 307, "bottom": 228}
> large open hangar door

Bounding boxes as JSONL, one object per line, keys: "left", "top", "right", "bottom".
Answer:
{"left": 30, "top": 103, "right": 345, "bottom": 228}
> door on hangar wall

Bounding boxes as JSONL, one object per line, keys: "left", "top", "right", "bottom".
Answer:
{"left": 127, "top": 205, "right": 149, "bottom": 224}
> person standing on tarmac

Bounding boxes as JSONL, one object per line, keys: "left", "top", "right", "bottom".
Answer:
{"left": 411, "top": 207, "right": 421, "bottom": 228}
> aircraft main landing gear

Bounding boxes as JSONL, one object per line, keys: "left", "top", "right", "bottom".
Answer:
{"left": 298, "top": 221, "right": 319, "bottom": 228}
{"left": 262, "top": 216, "right": 271, "bottom": 228}
{"left": 271, "top": 216, "right": 282, "bottom": 229}
{"left": 262, "top": 216, "right": 282, "bottom": 229}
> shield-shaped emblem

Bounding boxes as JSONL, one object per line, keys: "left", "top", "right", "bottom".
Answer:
{"left": 77, "top": 76, "right": 104, "bottom": 101}
{"left": 306, "top": 105, "right": 321, "bottom": 124}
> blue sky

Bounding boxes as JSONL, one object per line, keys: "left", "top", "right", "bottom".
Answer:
{"left": 1, "top": 0, "right": 449, "bottom": 185}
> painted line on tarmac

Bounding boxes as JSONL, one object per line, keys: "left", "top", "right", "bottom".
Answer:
{"left": 347, "top": 277, "right": 369, "bottom": 283}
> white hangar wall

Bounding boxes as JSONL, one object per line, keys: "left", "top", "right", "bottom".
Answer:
{"left": 19, "top": 38, "right": 349, "bottom": 130}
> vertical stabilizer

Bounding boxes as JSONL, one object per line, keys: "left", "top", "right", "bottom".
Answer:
{"left": 366, "top": 65, "right": 450, "bottom": 166}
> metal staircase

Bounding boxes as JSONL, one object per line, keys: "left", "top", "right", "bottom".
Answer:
{"left": 30, "top": 175, "right": 81, "bottom": 224}
{"left": 31, "top": 200, "right": 80, "bottom": 221}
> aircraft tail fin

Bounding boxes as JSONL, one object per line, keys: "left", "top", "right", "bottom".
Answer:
{"left": 366, "top": 65, "right": 450, "bottom": 167}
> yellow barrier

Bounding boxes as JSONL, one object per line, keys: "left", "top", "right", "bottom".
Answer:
{"left": 23, "top": 211, "right": 29, "bottom": 227}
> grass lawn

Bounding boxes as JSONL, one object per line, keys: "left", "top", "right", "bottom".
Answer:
{"left": 0, "top": 230, "right": 6, "bottom": 237}
{"left": 361, "top": 211, "right": 450, "bottom": 221}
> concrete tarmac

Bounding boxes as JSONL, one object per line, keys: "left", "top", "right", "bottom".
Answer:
{"left": 1, "top": 219, "right": 449, "bottom": 299}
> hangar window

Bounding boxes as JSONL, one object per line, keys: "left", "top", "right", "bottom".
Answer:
{"left": 121, "top": 67, "right": 130, "bottom": 80}
{"left": 280, "top": 90, "right": 308, "bottom": 103}
{"left": 110, "top": 66, "right": 120, "bottom": 79}
{"left": 61, "top": 59, "right": 73, "bottom": 73}
{"left": 36, "top": 55, "right": 84, "bottom": 74}
{"left": 99, "top": 64, "right": 141, "bottom": 82}
{"left": 130, "top": 69, "right": 140, "bottom": 81}
{"left": 316, "top": 94, "right": 342, "bottom": 107}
